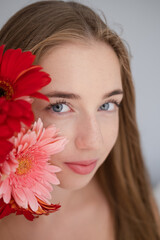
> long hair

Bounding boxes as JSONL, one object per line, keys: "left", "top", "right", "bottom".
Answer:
{"left": 0, "top": 1, "right": 159, "bottom": 239}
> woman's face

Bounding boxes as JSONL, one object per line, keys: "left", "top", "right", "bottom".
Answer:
{"left": 32, "top": 41, "right": 123, "bottom": 190}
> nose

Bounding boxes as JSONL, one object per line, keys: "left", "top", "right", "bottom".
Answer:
{"left": 75, "top": 114, "right": 103, "bottom": 150}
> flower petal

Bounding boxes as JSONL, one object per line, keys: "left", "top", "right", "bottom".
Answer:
{"left": 3, "top": 184, "right": 12, "bottom": 204}
{"left": 33, "top": 181, "right": 51, "bottom": 199}
{"left": 7, "top": 101, "right": 24, "bottom": 117}
{"left": 6, "top": 117, "right": 21, "bottom": 133}
{"left": 0, "top": 200, "right": 16, "bottom": 219}
{"left": 29, "top": 92, "right": 49, "bottom": 101}
{"left": 0, "top": 139, "right": 13, "bottom": 155}
{"left": 0, "top": 98, "right": 9, "bottom": 112}
{"left": 40, "top": 138, "right": 68, "bottom": 155}
{"left": 0, "top": 113, "right": 7, "bottom": 124}
{"left": 23, "top": 188, "right": 39, "bottom": 212}
{"left": 12, "top": 188, "right": 28, "bottom": 209}
{"left": 0, "top": 124, "right": 13, "bottom": 138}
{"left": 0, "top": 178, "right": 9, "bottom": 195}
{"left": 14, "top": 68, "right": 51, "bottom": 98}
{"left": 14, "top": 188, "right": 27, "bottom": 202}
{"left": 46, "top": 164, "right": 62, "bottom": 173}
{"left": 1, "top": 161, "right": 10, "bottom": 175}
{"left": 0, "top": 45, "right": 5, "bottom": 65}
{"left": 0, "top": 48, "right": 35, "bottom": 81}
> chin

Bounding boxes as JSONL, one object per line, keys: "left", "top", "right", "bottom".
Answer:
{"left": 56, "top": 171, "right": 95, "bottom": 191}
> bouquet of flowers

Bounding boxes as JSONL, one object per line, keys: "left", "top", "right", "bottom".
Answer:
{"left": 0, "top": 45, "right": 68, "bottom": 221}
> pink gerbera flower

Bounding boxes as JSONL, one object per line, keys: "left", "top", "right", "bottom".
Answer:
{"left": 0, "top": 118, "right": 68, "bottom": 219}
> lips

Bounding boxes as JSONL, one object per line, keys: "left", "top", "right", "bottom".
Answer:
{"left": 64, "top": 159, "right": 97, "bottom": 175}
{"left": 65, "top": 159, "right": 97, "bottom": 166}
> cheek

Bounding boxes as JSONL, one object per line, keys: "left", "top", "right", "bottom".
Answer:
{"left": 102, "top": 115, "right": 119, "bottom": 151}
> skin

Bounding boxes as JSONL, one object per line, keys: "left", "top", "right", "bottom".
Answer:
{"left": 0, "top": 40, "right": 123, "bottom": 240}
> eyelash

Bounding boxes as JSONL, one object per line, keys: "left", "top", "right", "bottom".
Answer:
{"left": 46, "top": 98, "right": 121, "bottom": 114}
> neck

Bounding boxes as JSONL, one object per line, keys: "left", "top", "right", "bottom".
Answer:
{"left": 49, "top": 175, "right": 99, "bottom": 214}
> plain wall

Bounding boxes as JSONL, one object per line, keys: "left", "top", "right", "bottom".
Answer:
{"left": 0, "top": 0, "right": 159, "bottom": 186}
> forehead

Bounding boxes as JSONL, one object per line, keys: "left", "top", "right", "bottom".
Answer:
{"left": 38, "top": 41, "right": 122, "bottom": 96}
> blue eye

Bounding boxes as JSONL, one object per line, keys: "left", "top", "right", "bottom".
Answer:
{"left": 99, "top": 102, "right": 115, "bottom": 111}
{"left": 47, "top": 99, "right": 120, "bottom": 114}
{"left": 49, "top": 100, "right": 70, "bottom": 113}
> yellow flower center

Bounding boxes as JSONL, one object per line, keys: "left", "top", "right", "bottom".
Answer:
{"left": 16, "top": 156, "right": 32, "bottom": 175}
{"left": 0, "top": 80, "right": 14, "bottom": 100}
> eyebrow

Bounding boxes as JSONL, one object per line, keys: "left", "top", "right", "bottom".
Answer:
{"left": 45, "top": 89, "right": 123, "bottom": 100}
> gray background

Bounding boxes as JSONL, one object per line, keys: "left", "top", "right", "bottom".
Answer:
{"left": 0, "top": 0, "right": 159, "bottom": 186}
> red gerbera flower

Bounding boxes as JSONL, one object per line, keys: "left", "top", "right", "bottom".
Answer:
{"left": 0, "top": 45, "right": 51, "bottom": 101}
{"left": 0, "top": 45, "right": 51, "bottom": 162}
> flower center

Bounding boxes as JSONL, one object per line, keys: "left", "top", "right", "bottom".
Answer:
{"left": 16, "top": 156, "right": 33, "bottom": 175}
{"left": 0, "top": 80, "right": 14, "bottom": 100}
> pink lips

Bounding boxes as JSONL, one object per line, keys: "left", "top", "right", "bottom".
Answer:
{"left": 65, "top": 160, "right": 97, "bottom": 175}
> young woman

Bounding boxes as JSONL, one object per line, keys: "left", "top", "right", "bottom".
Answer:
{"left": 0, "top": 1, "right": 159, "bottom": 239}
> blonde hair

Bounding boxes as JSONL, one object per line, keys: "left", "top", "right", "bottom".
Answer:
{"left": 0, "top": 1, "right": 159, "bottom": 239}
